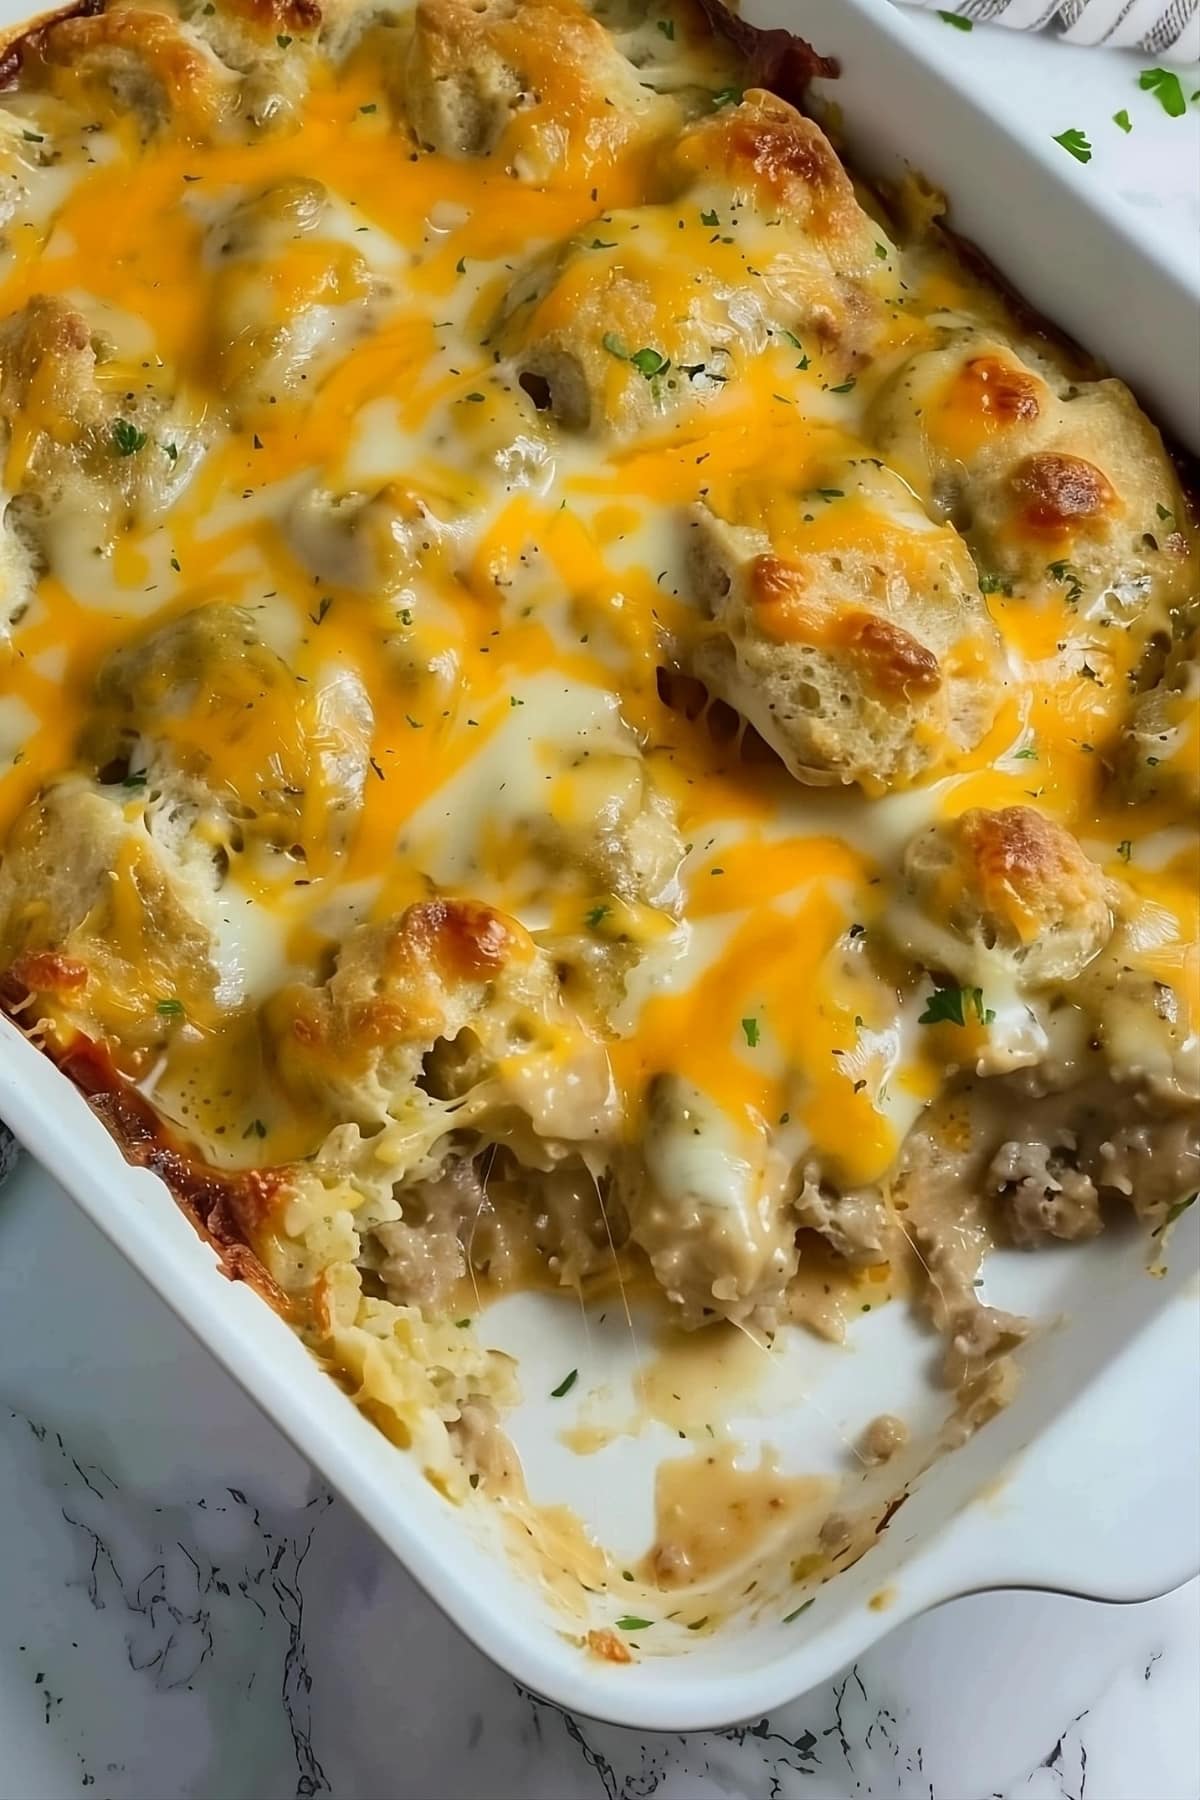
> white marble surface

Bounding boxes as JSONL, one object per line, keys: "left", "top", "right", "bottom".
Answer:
{"left": 2, "top": 18, "right": 1200, "bottom": 1800}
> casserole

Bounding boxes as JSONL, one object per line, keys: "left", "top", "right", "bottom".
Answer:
{"left": 0, "top": 0, "right": 1196, "bottom": 1727}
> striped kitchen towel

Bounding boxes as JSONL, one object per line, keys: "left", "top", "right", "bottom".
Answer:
{"left": 900, "top": 0, "right": 1200, "bottom": 62}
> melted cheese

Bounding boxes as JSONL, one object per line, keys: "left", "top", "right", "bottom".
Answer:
{"left": 0, "top": 0, "right": 1195, "bottom": 1268}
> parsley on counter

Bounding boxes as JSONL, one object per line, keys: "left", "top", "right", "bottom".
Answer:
{"left": 1053, "top": 128, "right": 1092, "bottom": 164}
{"left": 1139, "top": 67, "right": 1186, "bottom": 118}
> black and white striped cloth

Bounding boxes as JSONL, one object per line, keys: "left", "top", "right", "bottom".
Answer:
{"left": 899, "top": 0, "right": 1199, "bottom": 62}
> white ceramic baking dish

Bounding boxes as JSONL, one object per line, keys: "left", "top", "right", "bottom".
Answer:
{"left": 1, "top": 0, "right": 1197, "bottom": 1732}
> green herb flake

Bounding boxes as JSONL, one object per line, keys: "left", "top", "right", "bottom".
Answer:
{"left": 1047, "top": 558, "right": 1084, "bottom": 604}
{"left": 1013, "top": 744, "right": 1038, "bottom": 761}
{"left": 1139, "top": 67, "right": 1187, "bottom": 118}
{"left": 918, "top": 985, "right": 989, "bottom": 1028}
{"left": 122, "top": 771, "right": 147, "bottom": 789}
{"left": 979, "top": 572, "right": 1012, "bottom": 596}
{"left": 1117, "top": 839, "right": 1133, "bottom": 863}
{"left": 700, "top": 208, "right": 719, "bottom": 227}
{"left": 615, "top": 1615, "right": 653, "bottom": 1631}
{"left": 455, "top": 1318, "right": 471, "bottom": 1328}
{"left": 816, "top": 487, "right": 844, "bottom": 502}
{"left": 874, "top": 241, "right": 889, "bottom": 260}
{"left": 828, "top": 379, "right": 856, "bottom": 395}
{"left": 359, "top": 102, "right": 377, "bottom": 114}
{"left": 156, "top": 998, "right": 184, "bottom": 1017}
{"left": 455, "top": 255, "right": 466, "bottom": 274}
{"left": 585, "top": 903, "right": 610, "bottom": 929}
{"left": 710, "top": 86, "right": 742, "bottom": 110}
{"left": 311, "top": 596, "right": 333, "bottom": 626}
{"left": 550, "top": 1369, "right": 578, "bottom": 1399}
{"left": 1113, "top": 108, "right": 1132, "bottom": 134}
{"left": 112, "top": 418, "right": 147, "bottom": 457}
{"left": 1053, "top": 128, "right": 1092, "bottom": 165}
{"left": 276, "top": 32, "right": 292, "bottom": 47}
{"left": 621, "top": 1570, "right": 634, "bottom": 1581}
{"left": 163, "top": 442, "right": 179, "bottom": 462}
{"left": 630, "top": 346, "right": 669, "bottom": 378}
{"left": 1155, "top": 502, "right": 1174, "bottom": 520}
{"left": 590, "top": 238, "right": 617, "bottom": 249}
{"left": 741, "top": 1017, "right": 760, "bottom": 1048}
{"left": 602, "top": 331, "right": 628, "bottom": 360}
{"left": 936, "top": 9, "right": 972, "bottom": 27}
{"left": 686, "top": 1616, "right": 709, "bottom": 1631}
{"left": 21, "top": 129, "right": 44, "bottom": 143}
{"left": 1162, "top": 1192, "right": 1197, "bottom": 1230}
{"left": 656, "top": 16, "right": 675, "bottom": 37}
{"left": 782, "top": 1597, "right": 816, "bottom": 1622}
{"left": 463, "top": 391, "right": 485, "bottom": 403}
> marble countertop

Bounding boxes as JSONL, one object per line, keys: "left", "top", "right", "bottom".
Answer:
{"left": 2, "top": 17, "right": 1199, "bottom": 1800}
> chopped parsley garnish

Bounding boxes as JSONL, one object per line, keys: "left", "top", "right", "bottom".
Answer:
{"left": 815, "top": 487, "right": 844, "bottom": 501}
{"left": 828, "top": 379, "right": 856, "bottom": 394}
{"left": 741, "top": 1017, "right": 760, "bottom": 1048}
{"left": 550, "top": 1369, "right": 578, "bottom": 1398}
{"left": 1156, "top": 502, "right": 1174, "bottom": 521}
{"left": 276, "top": 32, "right": 292, "bottom": 48}
{"left": 585, "top": 903, "right": 610, "bottom": 929}
{"left": 700, "top": 208, "right": 720, "bottom": 227}
{"left": 1117, "top": 839, "right": 1133, "bottom": 863}
{"left": 1113, "top": 108, "right": 1132, "bottom": 134}
{"left": 359, "top": 102, "right": 377, "bottom": 114}
{"left": 782, "top": 1597, "right": 816, "bottom": 1622}
{"left": 462, "top": 391, "right": 485, "bottom": 403}
{"left": 936, "top": 9, "right": 972, "bottom": 27}
{"left": 590, "top": 238, "right": 617, "bottom": 249}
{"left": 21, "top": 129, "right": 44, "bottom": 143}
{"left": 874, "top": 241, "right": 889, "bottom": 259}
{"left": 1138, "top": 67, "right": 1186, "bottom": 118}
{"left": 455, "top": 1318, "right": 471, "bottom": 1328}
{"left": 1013, "top": 745, "right": 1038, "bottom": 761}
{"left": 919, "top": 985, "right": 993, "bottom": 1028}
{"left": 687, "top": 1617, "right": 709, "bottom": 1631}
{"left": 156, "top": 998, "right": 184, "bottom": 1017}
{"left": 455, "top": 255, "right": 466, "bottom": 274}
{"left": 710, "top": 86, "right": 742, "bottom": 110}
{"left": 656, "top": 17, "right": 675, "bottom": 37}
{"left": 311, "top": 596, "right": 332, "bottom": 625}
{"left": 630, "top": 346, "right": 669, "bottom": 377}
{"left": 163, "top": 442, "right": 179, "bottom": 462}
{"left": 1053, "top": 128, "right": 1092, "bottom": 165}
{"left": 1161, "top": 1193, "right": 1196, "bottom": 1230}
{"left": 978, "top": 573, "right": 1012, "bottom": 596}
{"left": 615, "top": 1615, "right": 653, "bottom": 1631}
{"left": 1047, "top": 558, "right": 1084, "bottom": 604}
{"left": 122, "top": 771, "right": 147, "bottom": 788}
{"left": 112, "top": 418, "right": 147, "bottom": 456}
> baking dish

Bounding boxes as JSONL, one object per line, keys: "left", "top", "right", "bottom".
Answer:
{"left": 0, "top": 0, "right": 1197, "bottom": 1730}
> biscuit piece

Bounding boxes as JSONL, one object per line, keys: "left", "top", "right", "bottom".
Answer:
{"left": 0, "top": 774, "right": 231, "bottom": 1050}
{"left": 87, "top": 603, "right": 373, "bottom": 858}
{"left": 0, "top": 294, "right": 203, "bottom": 555}
{"left": 897, "top": 806, "right": 1114, "bottom": 988}
{"left": 267, "top": 899, "right": 617, "bottom": 1148}
{"left": 869, "top": 328, "right": 1197, "bottom": 619}
{"left": 500, "top": 88, "right": 894, "bottom": 437}
{"left": 683, "top": 464, "right": 1004, "bottom": 790}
